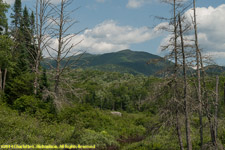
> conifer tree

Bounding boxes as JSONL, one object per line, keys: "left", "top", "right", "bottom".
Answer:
{"left": 11, "top": 1, "right": 31, "bottom": 73}
{"left": 21, "top": 6, "right": 31, "bottom": 46}
{"left": 11, "top": 0, "right": 22, "bottom": 28}
{"left": 0, "top": 0, "right": 9, "bottom": 34}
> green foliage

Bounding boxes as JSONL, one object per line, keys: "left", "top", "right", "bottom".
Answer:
{"left": 11, "top": 0, "right": 22, "bottom": 28}
{"left": 0, "top": 35, "right": 13, "bottom": 69}
{"left": 5, "top": 72, "right": 34, "bottom": 103}
{"left": 77, "top": 129, "right": 119, "bottom": 149}
{"left": 67, "top": 69, "right": 156, "bottom": 112}
{"left": 0, "top": 0, "right": 9, "bottom": 34}
{"left": 0, "top": 104, "right": 73, "bottom": 145}
{"left": 13, "top": 95, "right": 56, "bottom": 121}
{"left": 14, "top": 95, "right": 39, "bottom": 114}
{"left": 58, "top": 104, "right": 147, "bottom": 140}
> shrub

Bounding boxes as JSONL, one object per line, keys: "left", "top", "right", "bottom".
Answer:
{"left": 0, "top": 105, "right": 74, "bottom": 145}
{"left": 14, "top": 95, "right": 39, "bottom": 114}
{"left": 13, "top": 95, "right": 56, "bottom": 121}
{"left": 77, "top": 129, "right": 119, "bottom": 149}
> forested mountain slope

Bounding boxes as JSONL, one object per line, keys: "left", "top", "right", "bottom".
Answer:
{"left": 42, "top": 49, "right": 171, "bottom": 76}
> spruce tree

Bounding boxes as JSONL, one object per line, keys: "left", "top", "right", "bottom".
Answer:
{"left": 17, "top": 6, "right": 31, "bottom": 72}
{"left": 0, "top": 0, "right": 9, "bottom": 34}
{"left": 30, "top": 11, "right": 35, "bottom": 37}
{"left": 11, "top": 0, "right": 22, "bottom": 28}
{"left": 21, "top": 6, "right": 31, "bottom": 46}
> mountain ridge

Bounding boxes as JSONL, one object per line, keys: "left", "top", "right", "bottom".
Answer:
{"left": 41, "top": 49, "right": 172, "bottom": 76}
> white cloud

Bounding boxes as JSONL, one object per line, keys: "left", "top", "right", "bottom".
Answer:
{"left": 126, "top": 0, "right": 152, "bottom": 9}
{"left": 77, "top": 20, "right": 161, "bottom": 54}
{"left": 158, "top": 4, "right": 225, "bottom": 63}
{"left": 45, "top": 20, "right": 161, "bottom": 56}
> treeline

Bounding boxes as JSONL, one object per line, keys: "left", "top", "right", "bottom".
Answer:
{"left": 0, "top": 0, "right": 48, "bottom": 104}
{"left": 0, "top": 0, "right": 80, "bottom": 106}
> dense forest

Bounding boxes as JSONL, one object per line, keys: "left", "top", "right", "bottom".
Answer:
{"left": 1, "top": 0, "right": 225, "bottom": 150}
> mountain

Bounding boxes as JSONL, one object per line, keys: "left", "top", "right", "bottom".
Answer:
{"left": 204, "top": 65, "right": 225, "bottom": 75}
{"left": 41, "top": 49, "right": 172, "bottom": 76}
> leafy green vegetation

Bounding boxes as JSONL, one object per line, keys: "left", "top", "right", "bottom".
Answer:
{"left": 1, "top": 0, "right": 225, "bottom": 149}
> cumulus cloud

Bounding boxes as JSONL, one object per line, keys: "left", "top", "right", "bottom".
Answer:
{"left": 45, "top": 20, "right": 161, "bottom": 57}
{"left": 185, "top": 5, "right": 225, "bottom": 52}
{"left": 158, "top": 4, "right": 225, "bottom": 63}
{"left": 126, "top": 0, "right": 152, "bottom": 9}
{"left": 77, "top": 20, "right": 161, "bottom": 54}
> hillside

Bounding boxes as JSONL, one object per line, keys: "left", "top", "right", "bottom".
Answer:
{"left": 204, "top": 65, "right": 225, "bottom": 75}
{"left": 42, "top": 49, "right": 171, "bottom": 76}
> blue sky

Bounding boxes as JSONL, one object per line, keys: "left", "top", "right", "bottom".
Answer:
{"left": 5, "top": 0, "right": 225, "bottom": 65}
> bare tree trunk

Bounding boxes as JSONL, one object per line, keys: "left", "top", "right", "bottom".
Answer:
{"left": 34, "top": 67, "right": 39, "bottom": 95}
{"left": 34, "top": 0, "right": 39, "bottom": 95}
{"left": 173, "top": 2, "right": 184, "bottom": 149}
{"left": 55, "top": 68, "right": 60, "bottom": 96}
{"left": 54, "top": 0, "right": 64, "bottom": 96}
{"left": 174, "top": 1, "right": 184, "bottom": 149}
{"left": 199, "top": 52, "right": 217, "bottom": 147}
{"left": 224, "top": 82, "right": 225, "bottom": 104}
{"left": 214, "top": 75, "right": 219, "bottom": 148}
{"left": 176, "top": 110, "right": 184, "bottom": 150}
{"left": 0, "top": 68, "right": 2, "bottom": 91}
{"left": 33, "top": 0, "right": 52, "bottom": 95}
{"left": 138, "top": 95, "right": 141, "bottom": 111}
{"left": 2, "top": 68, "right": 7, "bottom": 92}
{"left": 34, "top": 0, "right": 41, "bottom": 95}
{"left": 178, "top": 14, "right": 192, "bottom": 150}
{"left": 208, "top": 115, "right": 216, "bottom": 147}
{"left": 193, "top": 0, "right": 203, "bottom": 148}
{"left": 112, "top": 100, "right": 115, "bottom": 111}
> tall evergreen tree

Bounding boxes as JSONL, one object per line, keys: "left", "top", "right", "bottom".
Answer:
{"left": 11, "top": 0, "right": 22, "bottom": 28}
{"left": 0, "top": 0, "right": 9, "bottom": 34}
{"left": 29, "top": 11, "right": 37, "bottom": 66}
{"left": 21, "top": 6, "right": 31, "bottom": 46}
{"left": 30, "top": 11, "right": 35, "bottom": 37}
{"left": 16, "top": 6, "right": 32, "bottom": 73}
{"left": 10, "top": 2, "right": 31, "bottom": 73}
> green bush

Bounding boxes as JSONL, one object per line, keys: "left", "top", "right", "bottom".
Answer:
{"left": 0, "top": 105, "right": 74, "bottom": 145}
{"left": 77, "top": 129, "right": 119, "bottom": 149}
{"left": 13, "top": 95, "right": 56, "bottom": 121}
{"left": 14, "top": 95, "right": 39, "bottom": 114}
{"left": 5, "top": 72, "right": 34, "bottom": 104}
{"left": 58, "top": 104, "right": 113, "bottom": 131}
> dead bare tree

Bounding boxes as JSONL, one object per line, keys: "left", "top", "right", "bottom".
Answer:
{"left": 214, "top": 75, "right": 219, "bottom": 148}
{"left": 192, "top": 1, "right": 221, "bottom": 148}
{"left": 172, "top": 1, "right": 185, "bottom": 149}
{"left": 31, "top": 0, "right": 53, "bottom": 95}
{"left": 45, "top": 0, "right": 84, "bottom": 99}
{"left": 2, "top": 68, "right": 7, "bottom": 91}
{"left": 178, "top": 13, "right": 192, "bottom": 150}
{"left": 0, "top": 69, "right": 2, "bottom": 91}
{"left": 192, "top": 0, "right": 203, "bottom": 148}
{"left": 154, "top": 1, "right": 187, "bottom": 149}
